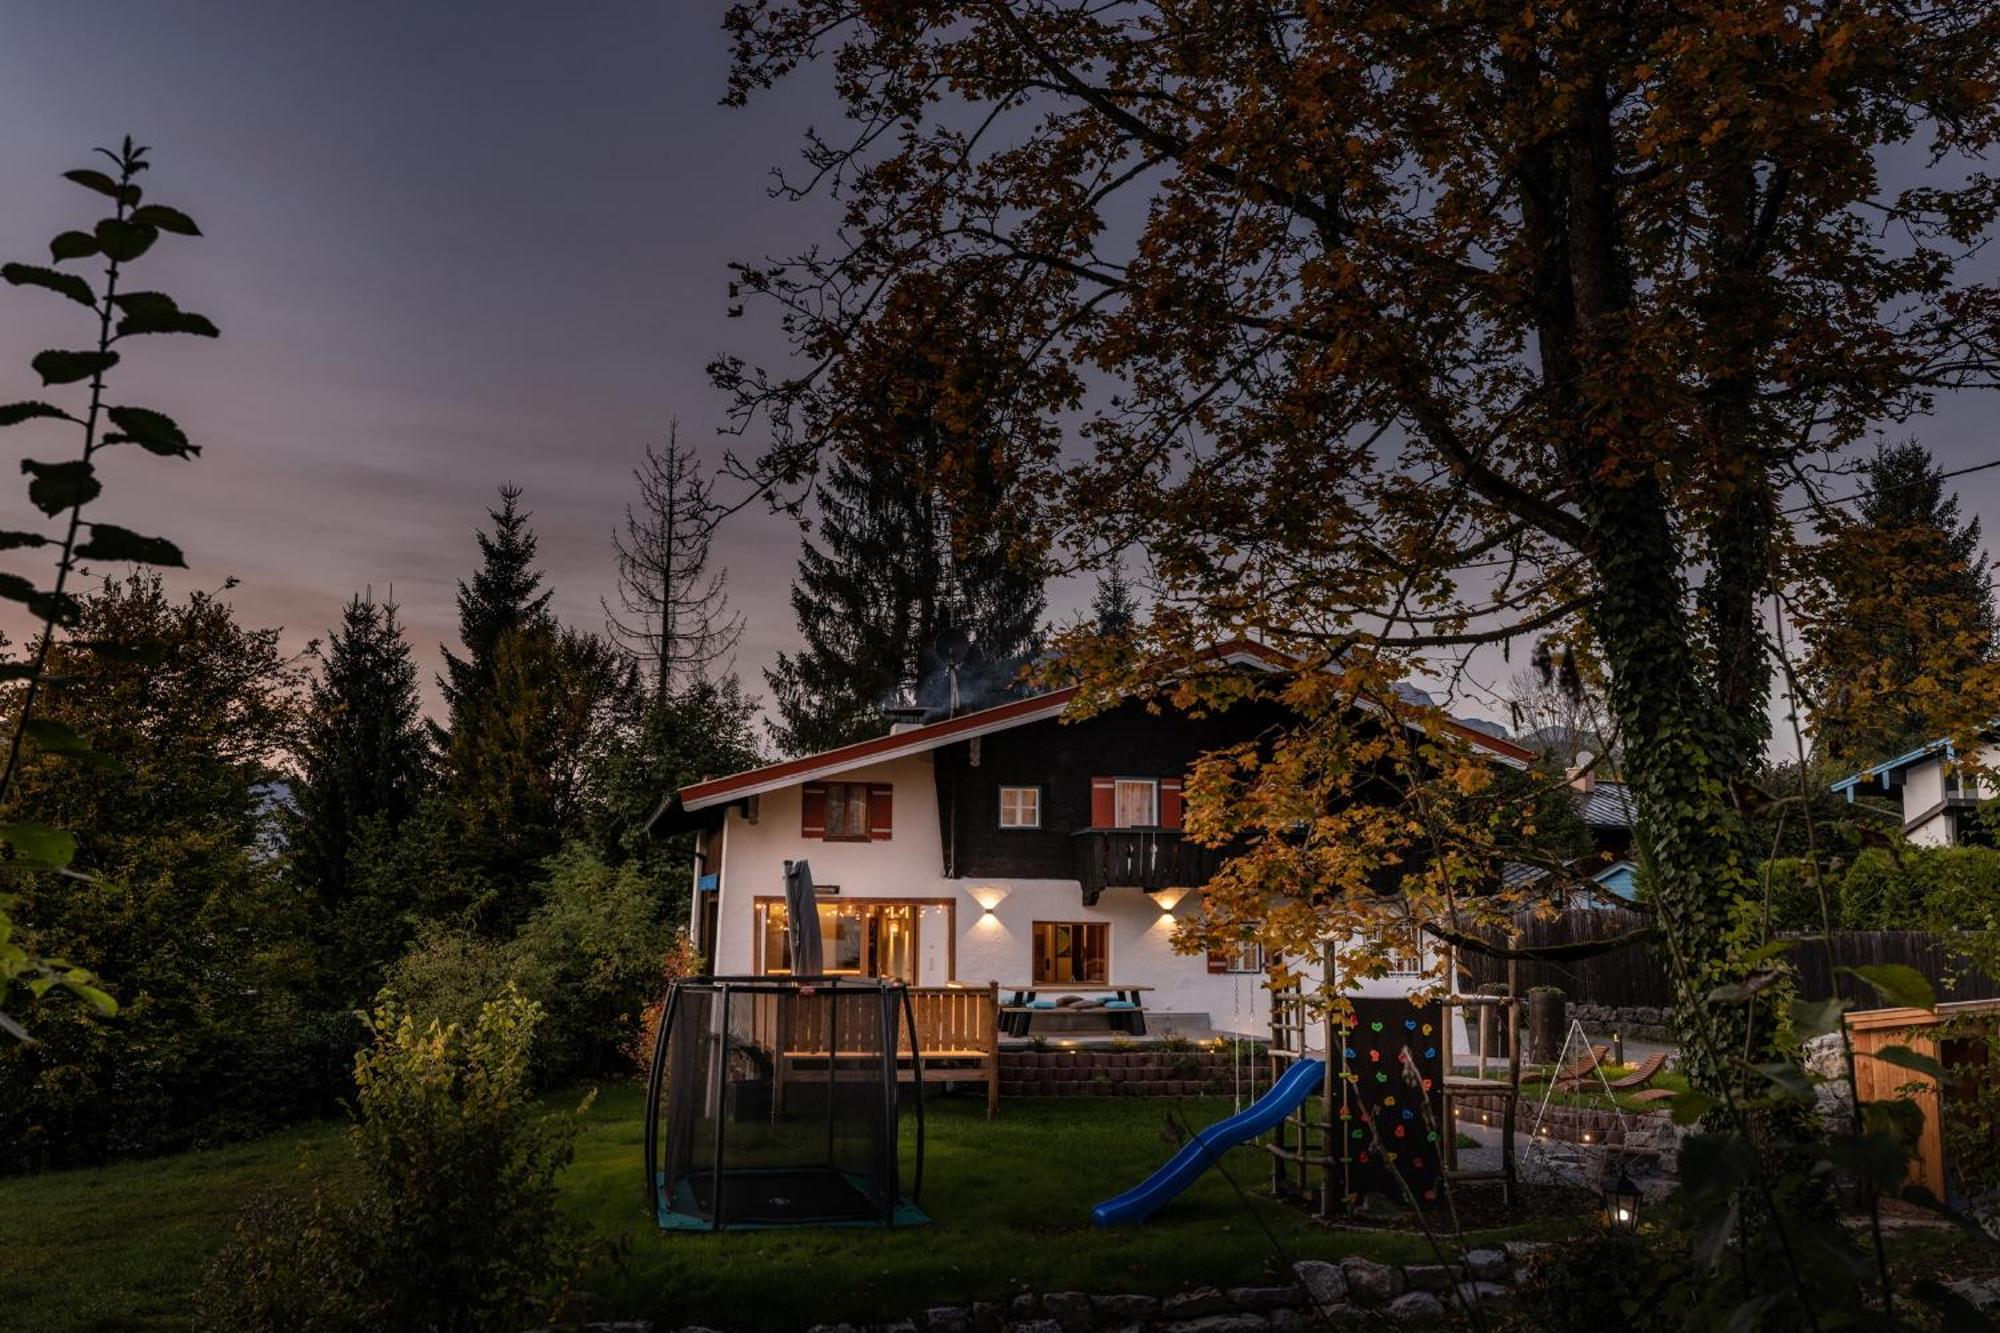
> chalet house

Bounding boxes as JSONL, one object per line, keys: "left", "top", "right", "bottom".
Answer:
{"left": 1500, "top": 759, "right": 1639, "bottom": 903}
{"left": 1832, "top": 739, "right": 1998, "bottom": 846}
{"left": 651, "top": 642, "right": 1538, "bottom": 1038}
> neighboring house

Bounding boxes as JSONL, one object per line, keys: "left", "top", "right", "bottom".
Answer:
{"left": 650, "top": 641, "right": 1538, "bottom": 1038}
{"left": 1496, "top": 757, "right": 1637, "bottom": 904}
{"left": 1831, "top": 740, "right": 1996, "bottom": 846}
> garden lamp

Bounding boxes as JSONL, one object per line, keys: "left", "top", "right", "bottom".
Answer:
{"left": 1603, "top": 1168, "right": 1642, "bottom": 1232}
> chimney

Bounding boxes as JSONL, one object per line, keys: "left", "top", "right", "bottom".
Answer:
{"left": 883, "top": 700, "right": 928, "bottom": 736}
{"left": 1567, "top": 749, "right": 1597, "bottom": 794}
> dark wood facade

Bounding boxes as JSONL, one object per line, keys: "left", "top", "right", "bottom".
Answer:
{"left": 932, "top": 696, "right": 1294, "bottom": 891}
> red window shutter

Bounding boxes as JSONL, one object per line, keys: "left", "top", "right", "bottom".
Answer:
{"left": 1161, "top": 778, "right": 1184, "bottom": 831}
{"left": 1206, "top": 946, "right": 1230, "bottom": 974}
{"left": 801, "top": 783, "right": 827, "bottom": 839}
{"left": 868, "top": 784, "right": 894, "bottom": 840}
{"left": 1090, "top": 777, "right": 1116, "bottom": 828}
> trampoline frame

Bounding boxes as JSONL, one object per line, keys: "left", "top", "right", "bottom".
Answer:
{"left": 643, "top": 974, "right": 928, "bottom": 1232}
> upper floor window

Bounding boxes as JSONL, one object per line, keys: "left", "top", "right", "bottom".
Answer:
{"left": 800, "top": 781, "right": 893, "bottom": 841}
{"left": 1114, "top": 778, "right": 1157, "bottom": 828}
{"left": 999, "top": 785, "right": 1041, "bottom": 829}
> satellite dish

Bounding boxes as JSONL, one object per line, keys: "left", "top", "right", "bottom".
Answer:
{"left": 933, "top": 623, "right": 973, "bottom": 667}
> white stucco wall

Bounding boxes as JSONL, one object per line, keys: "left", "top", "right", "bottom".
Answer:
{"left": 701, "top": 750, "right": 1276, "bottom": 1034}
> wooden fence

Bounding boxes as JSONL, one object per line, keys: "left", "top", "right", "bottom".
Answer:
{"left": 1459, "top": 910, "right": 2000, "bottom": 1009}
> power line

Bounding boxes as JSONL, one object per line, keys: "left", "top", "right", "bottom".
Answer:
{"left": 1782, "top": 455, "right": 2000, "bottom": 516}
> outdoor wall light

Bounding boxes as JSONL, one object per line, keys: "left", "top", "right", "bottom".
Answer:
{"left": 1603, "top": 1168, "right": 1642, "bottom": 1232}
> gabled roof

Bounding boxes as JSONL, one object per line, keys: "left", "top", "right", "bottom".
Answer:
{"left": 1577, "top": 780, "right": 1635, "bottom": 829}
{"left": 1829, "top": 739, "right": 1953, "bottom": 801}
{"left": 651, "top": 637, "right": 1536, "bottom": 829}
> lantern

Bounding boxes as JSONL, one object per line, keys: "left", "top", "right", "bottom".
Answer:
{"left": 1603, "top": 1168, "right": 1642, "bottom": 1232}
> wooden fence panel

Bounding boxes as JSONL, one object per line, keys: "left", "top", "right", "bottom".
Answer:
{"left": 1460, "top": 911, "right": 2000, "bottom": 1010}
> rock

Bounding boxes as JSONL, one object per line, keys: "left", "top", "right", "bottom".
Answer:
{"left": 925, "top": 1309, "right": 971, "bottom": 1333}
{"left": 1802, "top": 1032, "right": 1847, "bottom": 1079}
{"left": 1463, "top": 1248, "right": 1510, "bottom": 1282}
{"left": 1502, "top": 1240, "right": 1552, "bottom": 1264}
{"left": 1091, "top": 1296, "right": 1159, "bottom": 1323}
{"left": 1386, "top": 1291, "right": 1445, "bottom": 1323}
{"left": 1161, "top": 1288, "right": 1234, "bottom": 1320}
{"left": 1226, "top": 1287, "right": 1301, "bottom": 1311}
{"left": 1339, "top": 1257, "right": 1403, "bottom": 1307}
{"left": 1401, "top": 1265, "right": 1461, "bottom": 1293}
{"left": 971, "top": 1302, "right": 1006, "bottom": 1333}
{"left": 1011, "top": 1295, "right": 1041, "bottom": 1320}
{"left": 1452, "top": 1281, "right": 1511, "bottom": 1308}
{"left": 1264, "top": 1310, "right": 1306, "bottom": 1332}
{"left": 1004, "top": 1321, "right": 1063, "bottom": 1333}
{"left": 1157, "top": 1318, "right": 1266, "bottom": 1333}
{"left": 883, "top": 1323, "right": 919, "bottom": 1333}
{"left": 806, "top": 1325, "right": 858, "bottom": 1333}
{"left": 1947, "top": 1277, "right": 2000, "bottom": 1311}
{"left": 1291, "top": 1260, "right": 1347, "bottom": 1309}
{"left": 1041, "top": 1292, "right": 1093, "bottom": 1331}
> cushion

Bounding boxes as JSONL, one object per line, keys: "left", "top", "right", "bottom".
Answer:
{"left": 1103, "top": 1000, "right": 1138, "bottom": 1010}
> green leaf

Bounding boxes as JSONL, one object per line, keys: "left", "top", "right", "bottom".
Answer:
{"left": 1, "top": 263, "right": 96, "bottom": 310}
{"left": 64, "top": 978, "right": 116, "bottom": 1017}
{"left": 29, "top": 349, "right": 117, "bottom": 387}
{"left": 1670, "top": 1089, "right": 1719, "bottom": 1126}
{"left": 114, "top": 302, "right": 218, "bottom": 339}
{"left": 93, "top": 218, "right": 156, "bottom": 264}
{"left": 25, "top": 588, "right": 81, "bottom": 628}
{"left": 102, "top": 406, "right": 195, "bottom": 458}
{"left": 110, "top": 291, "right": 176, "bottom": 319}
{"left": 129, "top": 204, "right": 198, "bottom": 236}
{"left": 48, "top": 231, "right": 98, "bottom": 263}
{"left": 1842, "top": 963, "right": 1936, "bottom": 1011}
{"left": 0, "top": 531, "right": 51, "bottom": 552}
{"left": 0, "top": 822, "right": 75, "bottom": 869}
{"left": 62, "top": 169, "right": 137, "bottom": 206}
{"left": 20, "top": 459, "right": 100, "bottom": 515}
{"left": 0, "top": 402, "right": 74, "bottom": 427}
{"left": 1787, "top": 996, "right": 1849, "bottom": 1041}
{"left": 1753, "top": 1061, "right": 1817, "bottom": 1102}
{"left": 1871, "top": 1043, "right": 1946, "bottom": 1080}
{"left": 77, "top": 523, "right": 184, "bottom": 567}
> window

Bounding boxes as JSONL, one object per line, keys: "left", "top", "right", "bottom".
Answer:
{"left": 1113, "top": 778, "right": 1157, "bottom": 828}
{"left": 1227, "top": 940, "right": 1266, "bottom": 974}
{"left": 824, "top": 783, "right": 870, "bottom": 839}
{"left": 756, "top": 899, "right": 918, "bottom": 980}
{"left": 999, "top": 785, "right": 1041, "bottom": 828}
{"left": 1032, "top": 921, "right": 1110, "bottom": 984}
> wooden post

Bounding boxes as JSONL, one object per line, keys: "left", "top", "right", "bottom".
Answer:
{"left": 1504, "top": 961, "right": 1520, "bottom": 1207}
{"left": 984, "top": 980, "right": 1000, "bottom": 1119}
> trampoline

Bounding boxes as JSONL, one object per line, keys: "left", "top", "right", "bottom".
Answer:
{"left": 643, "top": 859, "right": 926, "bottom": 1230}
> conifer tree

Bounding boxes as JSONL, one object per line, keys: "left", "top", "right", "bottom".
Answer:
{"left": 1803, "top": 442, "right": 1997, "bottom": 765}
{"left": 605, "top": 426, "right": 743, "bottom": 700}
{"left": 766, "top": 444, "right": 1045, "bottom": 756}
{"left": 437, "top": 484, "right": 553, "bottom": 748}
{"left": 291, "top": 593, "right": 430, "bottom": 984}
{"left": 1092, "top": 561, "right": 1141, "bottom": 638}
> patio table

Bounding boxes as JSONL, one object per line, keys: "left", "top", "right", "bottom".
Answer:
{"left": 997, "top": 983, "right": 1155, "bottom": 1037}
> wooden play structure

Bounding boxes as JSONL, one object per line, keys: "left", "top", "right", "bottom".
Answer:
{"left": 1266, "top": 949, "right": 1520, "bottom": 1214}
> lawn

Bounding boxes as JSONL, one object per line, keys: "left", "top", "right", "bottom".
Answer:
{"left": 1, "top": 1085, "right": 1583, "bottom": 1332}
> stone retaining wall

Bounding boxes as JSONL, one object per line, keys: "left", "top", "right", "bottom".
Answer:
{"left": 1453, "top": 1091, "right": 1640, "bottom": 1147}
{"left": 1567, "top": 1003, "right": 1672, "bottom": 1043}
{"left": 578, "top": 1245, "right": 1550, "bottom": 1333}
{"left": 998, "top": 1049, "right": 1246, "bottom": 1098}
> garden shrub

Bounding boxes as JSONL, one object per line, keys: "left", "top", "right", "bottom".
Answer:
{"left": 1758, "top": 856, "right": 1831, "bottom": 932}
{"left": 1834, "top": 844, "right": 2000, "bottom": 931}
{"left": 1837, "top": 848, "right": 1928, "bottom": 929}
{"left": 384, "top": 921, "right": 515, "bottom": 1036}
{"left": 1508, "top": 1230, "right": 1692, "bottom": 1332}
{"left": 195, "top": 987, "right": 590, "bottom": 1333}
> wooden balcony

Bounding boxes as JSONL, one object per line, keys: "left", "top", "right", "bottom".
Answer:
{"left": 1071, "top": 828, "right": 1225, "bottom": 904}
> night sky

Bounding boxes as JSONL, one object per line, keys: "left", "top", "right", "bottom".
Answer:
{"left": 0, "top": 4, "right": 1993, "bottom": 744}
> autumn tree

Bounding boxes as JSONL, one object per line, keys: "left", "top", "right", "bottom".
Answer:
{"left": 604, "top": 426, "right": 743, "bottom": 700}
{"left": 722, "top": 5, "right": 2000, "bottom": 1318}
{"left": 1798, "top": 441, "right": 1997, "bottom": 767}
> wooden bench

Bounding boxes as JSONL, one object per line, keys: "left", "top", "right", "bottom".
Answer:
{"left": 998, "top": 984, "right": 1153, "bottom": 1037}
{"left": 768, "top": 982, "right": 1001, "bottom": 1118}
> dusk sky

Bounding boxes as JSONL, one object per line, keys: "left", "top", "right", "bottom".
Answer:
{"left": 0, "top": 4, "right": 1994, "bottom": 742}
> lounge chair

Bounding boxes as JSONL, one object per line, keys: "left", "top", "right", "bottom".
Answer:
{"left": 1628, "top": 1087, "right": 1677, "bottom": 1107}
{"left": 1551, "top": 1044, "right": 1612, "bottom": 1090}
{"left": 1605, "top": 1051, "right": 1668, "bottom": 1091}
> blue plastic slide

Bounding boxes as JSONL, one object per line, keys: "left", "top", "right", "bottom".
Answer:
{"left": 1090, "top": 1057, "right": 1327, "bottom": 1227}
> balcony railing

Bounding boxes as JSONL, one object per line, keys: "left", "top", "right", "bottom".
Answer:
{"left": 1071, "top": 828, "right": 1226, "bottom": 904}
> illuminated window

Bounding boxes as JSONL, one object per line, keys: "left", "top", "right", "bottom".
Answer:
{"left": 756, "top": 899, "right": 917, "bottom": 981}
{"left": 999, "top": 785, "right": 1041, "bottom": 828}
{"left": 1032, "top": 921, "right": 1110, "bottom": 984}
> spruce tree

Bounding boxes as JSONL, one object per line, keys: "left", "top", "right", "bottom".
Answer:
{"left": 766, "top": 445, "right": 1046, "bottom": 756}
{"left": 437, "top": 484, "right": 554, "bottom": 748}
{"left": 291, "top": 594, "right": 430, "bottom": 986}
{"left": 1092, "top": 560, "right": 1141, "bottom": 637}
{"left": 1804, "top": 441, "right": 1998, "bottom": 764}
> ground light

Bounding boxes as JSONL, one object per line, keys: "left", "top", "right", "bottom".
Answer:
{"left": 1603, "top": 1167, "right": 1642, "bottom": 1232}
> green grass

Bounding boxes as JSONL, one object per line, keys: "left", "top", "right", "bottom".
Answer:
{"left": 0, "top": 1086, "right": 1586, "bottom": 1332}
{"left": 1512, "top": 1064, "right": 1692, "bottom": 1114}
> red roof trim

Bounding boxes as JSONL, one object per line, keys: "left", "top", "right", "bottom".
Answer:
{"left": 675, "top": 635, "right": 1533, "bottom": 808}
{"left": 676, "top": 687, "right": 1078, "bottom": 808}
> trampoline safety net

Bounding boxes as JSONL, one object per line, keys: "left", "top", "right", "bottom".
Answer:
{"left": 644, "top": 977, "right": 927, "bottom": 1230}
